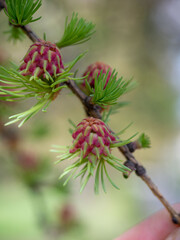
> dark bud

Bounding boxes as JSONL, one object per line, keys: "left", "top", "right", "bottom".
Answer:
{"left": 123, "top": 160, "right": 136, "bottom": 178}
{"left": 172, "top": 214, "right": 180, "bottom": 224}
{"left": 127, "top": 141, "right": 141, "bottom": 153}
{"left": 0, "top": 1, "right": 5, "bottom": 11}
{"left": 127, "top": 142, "right": 136, "bottom": 152}
{"left": 135, "top": 165, "right": 146, "bottom": 176}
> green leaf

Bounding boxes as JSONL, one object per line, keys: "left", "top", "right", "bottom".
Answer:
{"left": 115, "top": 122, "right": 133, "bottom": 136}
{"left": 80, "top": 173, "right": 91, "bottom": 192}
{"left": 110, "top": 101, "right": 130, "bottom": 115}
{"left": 103, "top": 162, "right": 120, "bottom": 190}
{"left": 107, "top": 158, "right": 129, "bottom": 173}
{"left": 138, "top": 133, "right": 151, "bottom": 148}
{"left": 5, "top": 98, "right": 50, "bottom": 127}
{"left": 4, "top": 26, "right": 25, "bottom": 43}
{"left": 85, "top": 77, "right": 93, "bottom": 94}
{"left": 110, "top": 132, "right": 138, "bottom": 148}
{"left": 68, "top": 118, "right": 76, "bottom": 135}
{"left": 74, "top": 164, "right": 88, "bottom": 179}
{"left": 56, "top": 12, "right": 95, "bottom": 48}
{"left": 4, "top": 0, "right": 42, "bottom": 26}
{"left": 66, "top": 51, "right": 88, "bottom": 72}
{"left": 101, "top": 161, "right": 106, "bottom": 193}
{"left": 68, "top": 118, "right": 76, "bottom": 128}
{"left": 91, "top": 69, "right": 134, "bottom": 107}
{"left": 63, "top": 168, "right": 78, "bottom": 186}
{"left": 94, "top": 161, "right": 101, "bottom": 194}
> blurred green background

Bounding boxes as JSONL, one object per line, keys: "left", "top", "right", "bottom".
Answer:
{"left": 0, "top": 0, "right": 180, "bottom": 239}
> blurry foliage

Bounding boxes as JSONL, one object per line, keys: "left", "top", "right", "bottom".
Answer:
{"left": 15, "top": 153, "right": 51, "bottom": 188}
{"left": 4, "top": 26, "right": 25, "bottom": 43}
{"left": 29, "top": 121, "right": 51, "bottom": 139}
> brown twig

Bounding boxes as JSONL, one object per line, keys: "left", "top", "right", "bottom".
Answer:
{"left": 1, "top": 0, "right": 180, "bottom": 225}
{"left": 20, "top": 25, "right": 40, "bottom": 42}
{"left": 66, "top": 80, "right": 102, "bottom": 119}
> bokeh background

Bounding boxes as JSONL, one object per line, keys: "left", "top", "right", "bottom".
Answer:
{"left": 0, "top": 0, "right": 180, "bottom": 239}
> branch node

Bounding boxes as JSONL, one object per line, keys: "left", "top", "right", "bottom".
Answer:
{"left": 172, "top": 214, "right": 180, "bottom": 225}
{"left": 124, "top": 160, "right": 136, "bottom": 170}
{"left": 123, "top": 160, "right": 136, "bottom": 178}
{"left": 135, "top": 164, "right": 146, "bottom": 176}
{"left": 84, "top": 96, "right": 92, "bottom": 108}
{"left": 84, "top": 96, "right": 102, "bottom": 118}
{"left": 127, "top": 142, "right": 136, "bottom": 152}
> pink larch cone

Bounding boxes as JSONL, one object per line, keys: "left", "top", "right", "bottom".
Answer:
{"left": 69, "top": 117, "right": 117, "bottom": 163}
{"left": 54, "top": 117, "right": 131, "bottom": 192}
{"left": 81, "top": 62, "right": 112, "bottom": 91}
{"left": 19, "top": 41, "right": 64, "bottom": 79}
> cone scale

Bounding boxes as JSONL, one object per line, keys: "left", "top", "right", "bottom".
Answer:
{"left": 20, "top": 41, "right": 64, "bottom": 80}
{"left": 81, "top": 62, "right": 112, "bottom": 91}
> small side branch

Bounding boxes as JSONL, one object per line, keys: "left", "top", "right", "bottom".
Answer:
{"left": 0, "top": 0, "right": 40, "bottom": 42}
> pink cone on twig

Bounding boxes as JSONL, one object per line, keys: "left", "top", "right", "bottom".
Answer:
{"left": 81, "top": 62, "right": 112, "bottom": 92}
{"left": 20, "top": 41, "right": 64, "bottom": 79}
{"left": 69, "top": 117, "right": 117, "bottom": 163}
